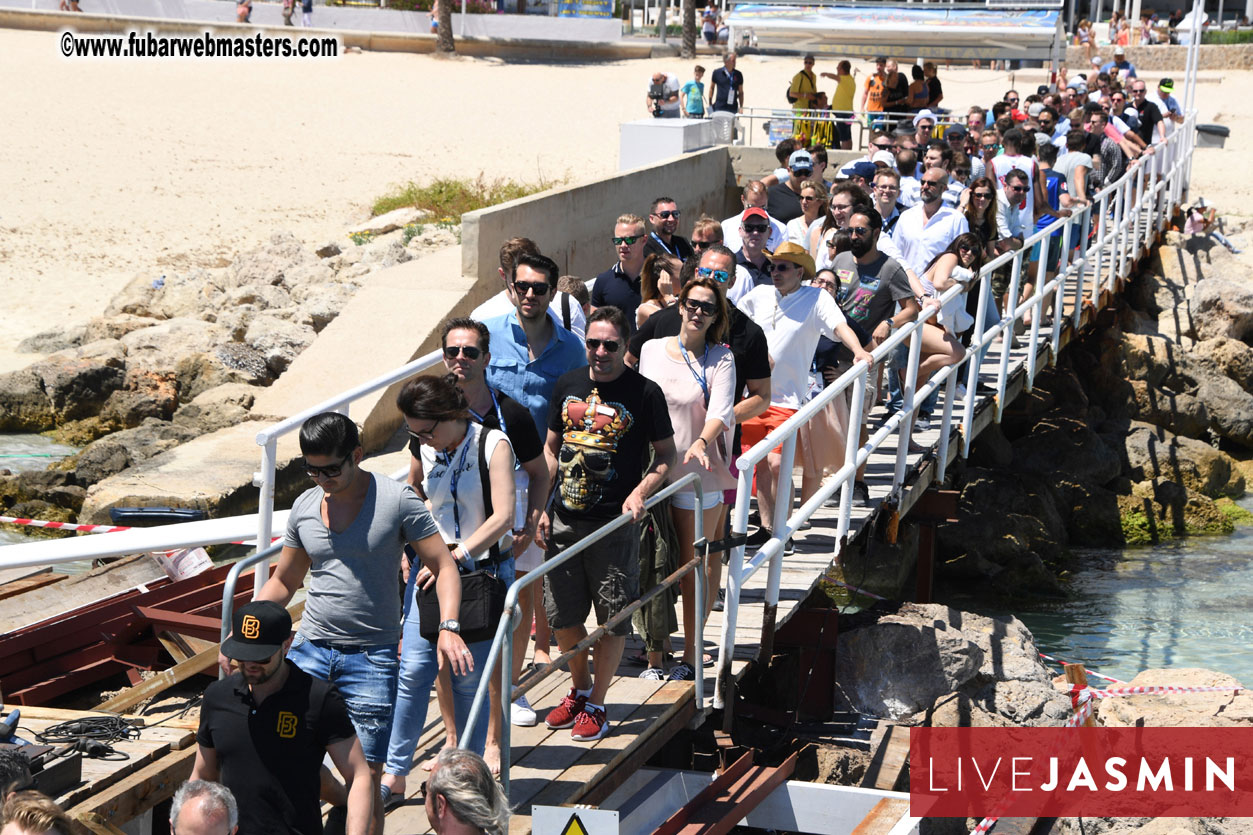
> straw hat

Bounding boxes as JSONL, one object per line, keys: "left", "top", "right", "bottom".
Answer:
{"left": 763, "top": 241, "right": 816, "bottom": 278}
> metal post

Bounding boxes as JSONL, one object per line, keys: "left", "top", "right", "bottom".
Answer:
{"left": 836, "top": 371, "right": 866, "bottom": 544}
{"left": 1024, "top": 249, "right": 1048, "bottom": 391}
{"left": 715, "top": 475, "right": 751, "bottom": 726}
{"left": 1116, "top": 176, "right": 1131, "bottom": 284}
{"left": 1091, "top": 190, "right": 1109, "bottom": 299}
{"left": 893, "top": 327, "right": 924, "bottom": 491}
{"left": 995, "top": 253, "right": 1024, "bottom": 423}
{"left": 961, "top": 269, "right": 992, "bottom": 458}
{"left": 692, "top": 483, "right": 706, "bottom": 718}
{"left": 1072, "top": 205, "right": 1091, "bottom": 331}
{"left": 935, "top": 370, "right": 957, "bottom": 483}
{"left": 759, "top": 435, "right": 796, "bottom": 665}
{"left": 498, "top": 600, "right": 517, "bottom": 796}
{"left": 254, "top": 438, "right": 277, "bottom": 592}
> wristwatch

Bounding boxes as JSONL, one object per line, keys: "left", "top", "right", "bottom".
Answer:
{"left": 438, "top": 619, "right": 461, "bottom": 634}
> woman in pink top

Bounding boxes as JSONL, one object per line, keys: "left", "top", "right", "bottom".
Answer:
{"left": 638, "top": 276, "right": 736, "bottom": 682}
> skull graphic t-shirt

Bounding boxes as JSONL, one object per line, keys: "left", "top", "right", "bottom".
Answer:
{"left": 547, "top": 366, "right": 673, "bottom": 521}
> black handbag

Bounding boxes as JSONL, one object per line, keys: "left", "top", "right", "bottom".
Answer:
{"left": 417, "top": 426, "right": 508, "bottom": 645}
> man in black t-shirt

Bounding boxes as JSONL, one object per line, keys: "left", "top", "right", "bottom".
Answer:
{"left": 709, "top": 52, "right": 744, "bottom": 113}
{"left": 642, "top": 197, "right": 695, "bottom": 261}
{"left": 1129, "top": 80, "right": 1165, "bottom": 145}
{"left": 539, "top": 306, "right": 675, "bottom": 744}
{"left": 194, "top": 602, "right": 371, "bottom": 835}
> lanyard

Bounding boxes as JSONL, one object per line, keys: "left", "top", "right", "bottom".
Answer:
{"left": 439, "top": 430, "right": 474, "bottom": 540}
{"left": 678, "top": 338, "right": 711, "bottom": 408}
{"left": 649, "top": 232, "right": 678, "bottom": 258}
{"left": 468, "top": 387, "right": 506, "bottom": 437}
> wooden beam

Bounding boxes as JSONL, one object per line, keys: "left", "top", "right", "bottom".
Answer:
{"left": 93, "top": 601, "right": 304, "bottom": 714}
{"left": 0, "top": 571, "right": 65, "bottom": 602}
{"left": 1063, "top": 664, "right": 1096, "bottom": 727}
{"left": 863, "top": 724, "right": 911, "bottom": 791}
{"left": 73, "top": 813, "right": 130, "bottom": 835}
{"left": 65, "top": 746, "right": 195, "bottom": 825}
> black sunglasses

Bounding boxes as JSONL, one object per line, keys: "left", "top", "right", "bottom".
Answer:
{"left": 304, "top": 451, "right": 351, "bottom": 479}
{"left": 612, "top": 235, "right": 642, "bottom": 245}
{"left": 513, "top": 280, "right": 550, "bottom": 297}
{"left": 586, "top": 338, "right": 621, "bottom": 353}
{"left": 692, "top": 239, "right": 716, "bottom": 250}
{"left": 684, "top": 298, "right": 717, "bottom": 316}
{"left": 443, "top": 345, "right": 482, "bottom": 360}
{"left": 653, "top": 210, "right": 681, "bottom": 219}
{"left": 742, "top": 224, "right": 769, "bottom": 234}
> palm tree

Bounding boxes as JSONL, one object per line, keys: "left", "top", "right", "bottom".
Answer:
{"left": 437, "top": 0, "right": 454, "bottom": 52}
{"left": 681, "top": 0, "right": 696, "bottom": 58}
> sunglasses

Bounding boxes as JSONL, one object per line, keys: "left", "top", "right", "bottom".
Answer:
{"left": 585, "top": 338, "right": 621, "bottom": 353}
{"left": 973, "top": 191, "right": 993, "bottom": 199}
{"left": 612, "top": 235, "right": 642, "bottom": 245}
{"left": 696, "top": 266, "right": 729, "bottom": 283}
{"left": 873, "top": 142, "right": 895, "bottom": 150}
{"left": 653, "top": 210, "right": 681, "bottom": 219}
{"left": 874, "top": 183, "right": 900, "bottom": 191}
{"left": 443, "top": 344, "right": 482, "bottom": 360}
{"left": 692, "top": 239, "right": 716, "bottom": 250}
{"left": 1006, "top": 97, "right": 1019, "bottom": 104}
{"left": 768, "top": 260, "right": 796, "bottom": 273}
{"left": 513, "top": 280, "right": 550, "bottom": 297}
{"left": 406, "top": 421, "right": 440, "bottom": 442}
{"left": 792, "top": 167, "right": 813, "bottom": 176}
{"left": 848, "top": 226, "right": 872, "bottom": 237}
{"left": 1007, "top": 185, "right": 1027, "bottom": 193}
{"left": 742, "top": 224, "right": 769, "bottom": 234}
{"left": 684, "top": 298, "right": 717, "bottom": 317}
{"left": 799, "top": 195, "right": 819, "bottom": 202}
{"left": 921, "top": 179, "right": 945, "bottom": 188}
{"left": 304, "top": 452, "right": 351, "bottom": 479}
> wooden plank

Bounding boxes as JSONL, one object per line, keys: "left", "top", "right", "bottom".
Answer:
{"left": 850, "top": 797, "right": 912, "bottom": 835}
{"left": 93, "top": 601, "right": 304, "bottom": 713}
{"left": 74, "top": 813, "right": 129, "bottom": 835}
{"left": 863, "top": 724, "right": 911, "bottom": 791}
{"left": 0, "top": 570, "right": 65, "bottom": 601}
{"left": 156, "top": 631, "right": 194, "bottom": 664}
{"left": 65, "top": 746, "right": 196, "bottom": 824}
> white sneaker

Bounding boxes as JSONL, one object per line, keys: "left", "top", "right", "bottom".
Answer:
{"left": 511, "top": 695, "right": 537, "bottom": 727}
{"left": 955, "top": 383, "right": 968, "bottom": 399}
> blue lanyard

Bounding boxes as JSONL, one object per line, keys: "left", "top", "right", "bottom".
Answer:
{"left": 678, "top": 339, "right": 711, "bottom": 408}
{"left": 468, "top": 387, "right": 506, "bottom": 437}
{"left": 438, "top": 429, "right": 474, "bottom": 541}
{"left": 649, "top": 232, "right": 678, "bottom": 257}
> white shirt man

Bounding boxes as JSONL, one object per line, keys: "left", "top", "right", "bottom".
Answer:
{"left": 891, "top": 167, "right": 970, "bottom": 277}
{"left": 722, "top": 181, "right": 786, "bottom": 252}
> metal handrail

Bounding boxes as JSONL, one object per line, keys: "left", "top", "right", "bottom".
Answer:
{"left": 461, "top": 472, "right": 707, "bottom": 795}
{"left": 734, "top": 106, "right": 963, "bottom": 150}
{"left": 712, "top": 114, "right": 1196, "bottom": 717}
{"left": 218, "top": 541, "right": 285, "bottom": 679}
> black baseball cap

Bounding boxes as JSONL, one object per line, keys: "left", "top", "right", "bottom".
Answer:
{"left": 222, "top": 600, "right": 292, "bottom": 662}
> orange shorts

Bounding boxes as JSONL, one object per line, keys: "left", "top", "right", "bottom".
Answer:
{"left": 739, "top": 405, "right": 798, "bottom": 456}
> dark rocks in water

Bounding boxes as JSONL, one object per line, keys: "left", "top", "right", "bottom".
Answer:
{"left": 0, "top": 471, "right": 85, "bottom": 513}
{"left": 1, "top": 501, "right": 75, "bottom": 538}
{"left": 1010, "top": 415, "right": 1122, "bottom": 485}
{"left": 0, "top": 370, "right": 57, "bottom": 431}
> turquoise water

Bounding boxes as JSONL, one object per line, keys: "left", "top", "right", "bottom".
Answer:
{"left": 0, "top": 433, "right": 80, "bottom": 547}
{"left": 957, "top": 496, "right": 1253, "bottom": 686}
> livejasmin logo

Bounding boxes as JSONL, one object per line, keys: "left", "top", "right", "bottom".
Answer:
{"left": 910, "top": 728, "right": 1253, "bottom": 817}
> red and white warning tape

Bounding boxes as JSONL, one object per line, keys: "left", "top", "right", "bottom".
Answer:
{"left": 1037, "top": 651, "right": 1125, "bottom": 684}
{"left": 971, "top": 680, "right": 1246, "bottom": 834}
{"left": 0, "top": 516, "right": 130, "bottom": 534}
{"left": 828, "top": 577, "right": 888, "bottom": 601}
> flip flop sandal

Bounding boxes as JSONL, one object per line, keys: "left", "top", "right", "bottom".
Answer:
{"left": 379, "top": 785, "right": 405, "bottom": 811}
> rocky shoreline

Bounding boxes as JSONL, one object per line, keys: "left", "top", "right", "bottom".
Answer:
{"left": 0, "top": 210, "right": 455, "bottom": 537}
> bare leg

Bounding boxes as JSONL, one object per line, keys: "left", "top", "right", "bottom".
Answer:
{"left": 532, "top": 587, "right": 553, "bottom": 666}
{"left": 669, "top": 506, "right": 699, "bottom": 666}
{"left": 705, "top": 503, "right": 726, "bottom": 615}
{"left": 484, "top": 664, "right": 502, "bottom": 776}
{"left": 754, "top": 453, "right": 786, "bottom": 532}
{"left": 590, "top": 634, "right": 626, "bottom": 706}
{"left": 366, "top": 762, "right": 384, "bottom": 835}
{"left": 419, "top": 666, "right": 457, "bottom": 773}
{"left": 556, "top": 625, "right": 591, "bottom": 691}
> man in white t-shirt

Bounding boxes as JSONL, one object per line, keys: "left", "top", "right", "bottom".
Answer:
{"left": 736, "top": 242, "right": 871, "bottom": 552}
{"left": 647, "top": 71, "right": 682, "bottom": 118}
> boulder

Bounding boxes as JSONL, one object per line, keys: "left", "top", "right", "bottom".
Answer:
{"left": 15, "top": 326, "right": 85, "bottom": 354}
{"left": 72, "top": 441, "right": 133, "bottom": 486}
{"left": 360, "top": 239, "right": 412, "bottom": 269}
{"left": 0, "top": 370, "right": 57, "bottom": 431}
{"left": 149, "top": 269, "right": 227, "bottom": 320}
{"left": 281, "top": 261, "right": 336, "bottom": 291}
{"left": 225, "top": 231, "right": 314, "bottom": 289}
{"left": 54, "top": 338, "right": 128, "bottom": 369}
{"left": 1115, "top": 421, "right": 1245, "bottom": 498}
{"left": 104, "top": 273, "right": 163, "bottom": 318}
{"left": 1194, "top": 337, "right": 1253, "bottom": 396}
{"left": 0, "top": 501, "right": 75, "bottom": 538}
{"left": 289, "top": 281, "right": 356, "bottom": 333}
{"left": 1191, "top": 372, "right": 1253, "bottom": 450}
{"left": 1010, "top": 416, "right": 1122, "bottom": 485}
{"left": 99, "top": 369, "right": 180, "bottom": 428}
{"left": 211, "top": 305, "right": 259, "bottom": 341}
{"left": 73, "top": 419, "right": 200, "bottom": 488}
{"left": 836, "top": 604, "right": 1053, "bottom": 721}
{"left": 958, "top": 678, "right": 1073, "bottom": 727}
{"left": 1119, "top": 479, "right": 1234, "bottom": 545}
{"left": 120, "top": 318, "right": 230, "bottom": 372}
{"left": 224, "top": 283, "right": 293, "bottom": 312}
{"left": 173, "top": 346, "right": 272, "bottom": 403}
{"left": 82, "top": 314, "right": 162, "bottom": 343}
{"left": 1097, "top": 668, "right": 1253, "bottom": 727}
{"left": 346, "top": 206, "right": 428, "bottom": 238}
{"left": 31, "top": 357, "right": 126, "bottom": 423}
{"left": 189, "top": 383, "right": 257, "bottom": 410}
{"left": 924, "top": 691, "right": 1016, "bottom": 728}
{"left": 1048, "top": 476, "right": 1125, "bottom": 546}
{"left": 0, "top": 471, "right": 85, "bottom": 511}
{"left": 1192, "top": 273, "right": 1253, "bottom": 343}
{"left": 1127, "top": 379, "right": 1211, "bottom": 438}
{"left": 966, "top": 423, "right": 1013, "bottom": 469}
{"left": 315, "top": 242, "right": 341, "bottom": 258}
{"left": 244, "top": 315, "right": 317, "bottom": 376}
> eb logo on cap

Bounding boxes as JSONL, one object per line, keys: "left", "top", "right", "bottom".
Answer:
{"left": 241, "top": 615, "right": 261, "bottom": 639}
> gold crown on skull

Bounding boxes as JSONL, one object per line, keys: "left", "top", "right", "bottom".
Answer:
{"left": 561, "top": 389, "right": 631, "bottom": 452}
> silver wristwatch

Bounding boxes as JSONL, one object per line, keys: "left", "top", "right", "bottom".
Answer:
{"left": 438, "top": 619, "right": 461, "bottom": 634}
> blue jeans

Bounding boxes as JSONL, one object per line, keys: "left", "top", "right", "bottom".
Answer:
{"left": 287, "top": 635, "right": 399, "bottom": 764}
{"left": 384, "top": 556, "right": 515, "bottom": 777}
{"left": 887, "top": 344, "right": 939, "bottom": 416}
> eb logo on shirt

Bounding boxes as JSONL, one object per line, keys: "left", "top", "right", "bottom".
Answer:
{"left": 241, "top": 615, "right": 261, "bottom": 639}
{"left": 277, "top": 711, "right": 299, "bottom": 739}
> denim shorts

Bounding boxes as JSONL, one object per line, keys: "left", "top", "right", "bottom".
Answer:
{"left": 287, "top": 634, "right": 399, "bottom": 764}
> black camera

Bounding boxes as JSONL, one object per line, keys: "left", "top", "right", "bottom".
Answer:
{"left": 648, "top": 81, "right": 667, "bottom": 118}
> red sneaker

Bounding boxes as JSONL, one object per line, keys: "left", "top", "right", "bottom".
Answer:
{"left": 571, "top": 703, "right": 610, "bottom": 742}
{"left": 545, "top": 688, "right": 588, "bottom": 729}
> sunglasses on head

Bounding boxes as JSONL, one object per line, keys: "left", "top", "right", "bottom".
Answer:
{"left": 653, "top": 210, "right": 681, "bottom": 219}
{"left": 304, "top": 452, "right": 351, "bottom": 479}
{"left": 513, "top": 279, "right": 550, "bottom": 297}
{"left": 684, "top": 298, "right": 717, "bottom": 317}
{"left": 612, "top": 235, "right": 642, "bottom": 245}
{"left": 585, "top": 338, "right": 621, "bottom": 353}
{"left": 697, "top": 266, "right": 729, "bottom": 283}
{"left": 443, "top": 344, "right": 482, "bottom": 360}
{"left": 742, "top": 223, "right": 769, "bottom": 234}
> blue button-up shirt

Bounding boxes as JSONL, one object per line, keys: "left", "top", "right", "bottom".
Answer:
{"left": 483, "top": 311, "right": 588, "bottom": 437}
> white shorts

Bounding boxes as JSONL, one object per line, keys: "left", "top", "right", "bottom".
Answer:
{"left": 670, "top": 487, "right": 723, "bottom": 511}
{"left": 514, "top": 540, "right": 544, "bottom": 573}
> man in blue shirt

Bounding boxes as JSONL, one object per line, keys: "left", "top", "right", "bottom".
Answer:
{"left": 484, "top": 252, "right": 588, "bottom": 438}
{"left": 1100, "top": 46, "right": 1137, "bottom": 79}
{"left": 591, "top": 214, "right": 647, "bottom": 330}
{"left": 709, "top": 51, "right": 744, "bottom": 113}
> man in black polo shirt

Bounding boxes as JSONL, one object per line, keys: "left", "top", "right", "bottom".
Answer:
{"left": 642, "top": 197, "right": 695, "bottom": 261}
{"left": 591, "top": 213, "right": 647, "bottom": 330}
{"left": 194, "top": 602, "right": 372, "bottom": 835}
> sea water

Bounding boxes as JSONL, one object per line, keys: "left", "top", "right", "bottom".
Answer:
{"left": 0, "top": 433, "right": 81, "bottom": 547}
{"left": 960, "top": 495, "right": 1253, "bottom": 686}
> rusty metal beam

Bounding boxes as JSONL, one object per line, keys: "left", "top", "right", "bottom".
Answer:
{"left": 652, "top": 750, "right": 798, "bottom": 835}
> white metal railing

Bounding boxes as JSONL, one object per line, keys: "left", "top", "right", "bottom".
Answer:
{"left": 711, "top": 113, "right": 1197, "bottom": 715}
{"left": 734, "top": 107, "right": 964, "bottom": 151}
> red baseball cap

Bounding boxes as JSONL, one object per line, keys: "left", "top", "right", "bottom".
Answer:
{"left": 742, "top": 207, "right": 769, "bottom": 223}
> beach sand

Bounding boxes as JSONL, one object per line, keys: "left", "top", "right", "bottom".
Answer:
{"left": 0, "top": 26, "right": 1246, "bottom": 372}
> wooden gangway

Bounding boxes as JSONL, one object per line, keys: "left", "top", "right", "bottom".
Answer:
{"left": 384, "top": 271, "right": 1115, "bottom": 833}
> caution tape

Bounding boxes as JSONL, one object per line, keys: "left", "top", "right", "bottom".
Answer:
{"left": 1037, "top": 651, "right": 1125, "bottom": 684}
{"left": 0, "top": 516, "right": 130, "bottom": 534}
{"left": 828, "top": 577, "right": 887, "bottom": 601}
{"left": 971, "top": 680, "right": 1246, "bottom": 835}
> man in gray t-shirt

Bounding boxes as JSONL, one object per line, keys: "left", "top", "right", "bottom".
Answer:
{"left": 255, "top": 412, "right": 471, "bottom": 835}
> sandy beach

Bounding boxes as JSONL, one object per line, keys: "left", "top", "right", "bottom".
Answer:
{"left": 1, "top": 26, "right": 1246, "bottom": 372}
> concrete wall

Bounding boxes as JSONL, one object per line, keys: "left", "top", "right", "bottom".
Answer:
{"left": 1067, "top": 43, "right": 1253, "bottom": 70}
{"left": 461, "top": 147, "right": 735, "bottom": 283}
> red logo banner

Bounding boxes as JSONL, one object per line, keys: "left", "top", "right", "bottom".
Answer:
{"left": 910, "top": 728, "right": 1253, "bottom": 818}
